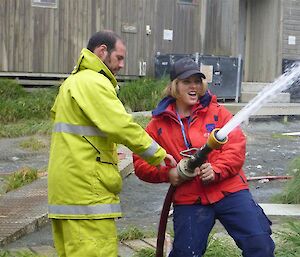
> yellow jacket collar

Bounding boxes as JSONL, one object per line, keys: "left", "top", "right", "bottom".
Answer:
{"left": 72, "top": 48, "right": 118, "bottom": 88}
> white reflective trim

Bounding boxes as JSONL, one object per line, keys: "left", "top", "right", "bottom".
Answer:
{"left": 140, "top": 140, "right": 159, "bottom": 159}
{"left": 53, "top": 122, "right": 106, "bottom": 137}
{"left": 48, "top": 203, "right": 121, "bottom": 215}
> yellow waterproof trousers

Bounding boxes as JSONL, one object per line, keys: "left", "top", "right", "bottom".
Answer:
{"left": 51, "top": 218, "right": 118, "bottom": 257}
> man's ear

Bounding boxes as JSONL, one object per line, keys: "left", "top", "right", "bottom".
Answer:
{"left": 93, "top": 44, "right": 107, "bottom": 60}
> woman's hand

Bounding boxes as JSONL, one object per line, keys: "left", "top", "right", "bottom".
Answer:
{"left": 197, "top": 163, "right": 215, "bottom": 184}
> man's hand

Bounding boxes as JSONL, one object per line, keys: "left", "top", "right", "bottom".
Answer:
{"left": 197, "top": 163, "right": 215, "bottom": 184}
{"left": 168, "top": 167, "right": 185, "bottom": 186}
{"left": 159, "top": 154, "right": 177, "bottom": 167}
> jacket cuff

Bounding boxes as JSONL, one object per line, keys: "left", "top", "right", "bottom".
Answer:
{"left": 213, "top": 169, "right": 221, "bottom": 182}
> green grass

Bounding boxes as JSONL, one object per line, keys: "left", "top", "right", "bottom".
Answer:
{"left": 133, "top": 248, "right": 156, "bottom": 257}
{"left": 0, "top": 79, "right": 57, "bottom": 138}
{"left": 0, "top": 78, "right": 165, "bottom": 138}
{"left": 19, "top": 137, "right": 47, "bottom": 151}
{"left": 204, "top": 233, "right": 241, "bottom": 257}
{"left": 272, "top": 133, "right": 297, "bottom": 140}
{"left": 0, "top": 86, "right": 58, "bottom": 123}
{"left": 0, "top": 79, "right": 28, "bottom": 99}
{"left": 118, "top": 226, "right": 156, "bottom": 242}
{"left": 275, "top": 220, "right": 300, "bottom": 256}
{"left": 0, "top": 119, "right": 52, "bottom": 138}
{"left": 272, "top": 156, "right": 300, "bottom": 204}
{"left": 4, "top": 167, "right": 38, "bottom": 193}
{"left": 118, "top": 77, "right": 168, "bottom": 112}
{"left": 0, "top": 250, "right": 46, "bottom": 257}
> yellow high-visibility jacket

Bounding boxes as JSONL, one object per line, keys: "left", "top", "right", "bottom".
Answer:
{"left": 48, "top": 48, "right": 166, "bottom": 219}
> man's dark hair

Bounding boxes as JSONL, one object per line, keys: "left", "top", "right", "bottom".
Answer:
{"left": 87, "top": 30, "right": 123, "bottom": 53}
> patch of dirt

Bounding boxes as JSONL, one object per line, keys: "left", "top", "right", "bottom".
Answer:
{"left": 0, "top": 136, "right": 50, "bottom": 175}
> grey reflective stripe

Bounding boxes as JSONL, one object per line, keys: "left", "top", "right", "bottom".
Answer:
{"left": 139, "top": 140, "right": 159, "bottom": 159}
{"left": 48, "top": 203, "right": 121, "bottom": 215}
{"left": 53, "top": 122, "right": 106, "bottom": 137}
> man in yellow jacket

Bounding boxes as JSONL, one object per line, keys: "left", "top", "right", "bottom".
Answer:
{"left": 48, "top": 30, "right": 175, "bottom": 257}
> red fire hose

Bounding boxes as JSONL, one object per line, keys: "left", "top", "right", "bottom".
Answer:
{"left": 156, "top": 185, "right": 176, "bottom": 257}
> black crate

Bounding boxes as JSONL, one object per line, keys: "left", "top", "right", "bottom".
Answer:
{"left": 198, "top": 55, "right": 242, "bottom": 101}
{"left": 154, "top": 54, "right": 242, "bottom": 101}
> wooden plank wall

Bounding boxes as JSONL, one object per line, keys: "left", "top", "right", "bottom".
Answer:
{"left": 282, "top": 0, "right": 300, "bottom": 60}
{"left": 0, "top": 0, "right": 206, "bottom": 76}
{"left": 244, "top": 0, "right": 281, "bottom": 82}
{"left": 202, "top": 0, "right": 242, "bottom": 56}
{"left": 4, "top": 0, "right": 299, "bottom": 81}
{"left": 0, "top": 0, "right": 119, "bottom": 74}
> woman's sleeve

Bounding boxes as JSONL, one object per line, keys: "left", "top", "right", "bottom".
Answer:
{"left": 210, "top": 107, "right": 246, "bottom": 182}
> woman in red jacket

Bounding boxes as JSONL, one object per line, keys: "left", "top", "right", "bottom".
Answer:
{"left": 133, "top": 57, "right": 275, "bottom": 257}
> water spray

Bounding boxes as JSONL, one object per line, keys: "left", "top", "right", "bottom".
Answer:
{"left": 156, "top": 64, "right": 300, "bottom": 257}
{"left": 217, "top": 63, "right": 300, "bottom": 140}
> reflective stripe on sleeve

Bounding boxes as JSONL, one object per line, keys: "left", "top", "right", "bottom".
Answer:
{"left": 48, "top": 203, "right": 121, "bottom": 215}
{"left": 53, "top": 122, "right": 106, "bottom": 137}
{"left": 139, "top": 140, "right": 159, "bottom": 159}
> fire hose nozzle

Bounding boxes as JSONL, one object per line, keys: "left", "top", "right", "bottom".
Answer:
{"left": 206, "top": 128, "right": 228, "bottom": 150}
{"left": 176, "top": 128, "right": 228, "bottom": 180}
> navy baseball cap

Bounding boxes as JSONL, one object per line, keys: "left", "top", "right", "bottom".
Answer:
{"left": 170, "top": 57, "right": 206, "bottom": 81}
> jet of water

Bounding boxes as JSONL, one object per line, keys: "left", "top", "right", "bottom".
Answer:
{"left": 216, "top": 63, "right": 300, "bottom": 140}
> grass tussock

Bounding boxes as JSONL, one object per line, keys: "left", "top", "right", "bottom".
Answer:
{"left": 0, "top": 79, "right": 58, "bottom": 123}
{"left": 0, "top": 79, "right": 56, "bottom": 138}
{"left": 0, "top": 79, "right": 28, "bottom": 99}
{"left": 204, "top": 233, "right": 241, "bottom": 257}
{"left": 4, "top": 167, "right": 38, "bottom": 193}
{"left": 118, "top": 226, "right": 155, "bottom": 242}
{"left": 275, "top": 220, "right": 300, "bottom": 256}
{"left": 133, "top": 248, "right": 156, "bottom": 257}
{"left": 0, "top": 250, "right": 44, "bottom": 257}
{"left": 118, "top": 77, "right": 168, "bottom": 112}
{"left": 0, "top": 119, "right": 52, "bottom": 138}
{"left": 19, "top": 137, "right": 47, "bottom": 151}
{"left": 272, "top": 156, "right": 300, "bottom": 204}
{"left": 0, "top": 78, "right": 168, "bottom": 138}
{"left": 272, "top": 133, "right": 297, "bottom": 140}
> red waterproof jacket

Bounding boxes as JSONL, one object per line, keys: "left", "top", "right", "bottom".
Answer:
{"left": 133, "top": 92, "right": 249, "bottom": 205}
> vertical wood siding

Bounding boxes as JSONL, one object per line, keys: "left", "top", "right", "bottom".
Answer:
{"left": 282, "top": 0, "right": 300, "bottom": 59}
{"left": 0, "top": 0, "right": 205, "bottom": 76}
{"left": 244, "top": 0, "right": 281, "bottom": 82}
{"left": 1, "top": 0, "right": 300, "bottom": 82}
{"left": 203, "top": 0, "right": 241, "bottom": 56}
